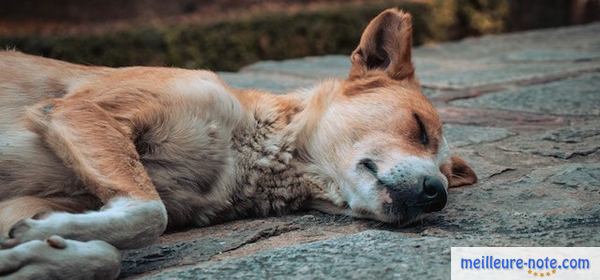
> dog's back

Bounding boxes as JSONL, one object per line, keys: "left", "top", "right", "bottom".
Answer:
{"left": 0, "top": 51, "right": 110, "bottom": 109}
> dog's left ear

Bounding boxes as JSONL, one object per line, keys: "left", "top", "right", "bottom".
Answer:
{"left": 349, "top": 8, "right": 414, "bottom": 81}
{"left": 441, "top": 155, "right": 478, "bottom": 188}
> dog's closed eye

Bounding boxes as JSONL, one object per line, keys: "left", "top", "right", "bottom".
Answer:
{"left": 414, "top": 113, "right": 428, "bottom": 146}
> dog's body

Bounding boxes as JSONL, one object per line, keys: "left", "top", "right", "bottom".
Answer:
{"left": 0, "top": 54, "right": 325, "bottom": 231}
{"left": 0, "top": 9, "right": 476, "bottom": 279}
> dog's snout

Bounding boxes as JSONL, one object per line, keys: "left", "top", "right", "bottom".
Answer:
{"left": 419, "top": 176, "right": 447, "bottom": 213}
{"left": 379, "top": 169, "right": 448, "bottom": 219}
{"left": 423, "top": 176, "right": 443, "bottom": 197}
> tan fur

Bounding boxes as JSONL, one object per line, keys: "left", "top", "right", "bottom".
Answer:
{"left": 0, "top": 9, "right": 476, "bottom": 246}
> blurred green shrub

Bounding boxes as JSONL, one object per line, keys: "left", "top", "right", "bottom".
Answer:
{"left": 2, "top": 1, "right": 435, "bottom": 70}
{"left": 455, "top": 0, "right": 509, "bottom": 36}
{"left": 0, "top": 0, "right": 589, "bottom": 71}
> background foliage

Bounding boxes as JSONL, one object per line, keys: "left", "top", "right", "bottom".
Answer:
{"left": 1, "top": 0, "right": 597, "bottom": 71}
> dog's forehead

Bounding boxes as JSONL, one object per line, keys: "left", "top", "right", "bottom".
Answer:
{"left": 339, "top": 81, "right": 445, "bottom": 157}
{"left": 337, "top": 75, "right": 443, "bottom": 145}
{"left": 364, "top": 87, "right": 441, "bottom": 133}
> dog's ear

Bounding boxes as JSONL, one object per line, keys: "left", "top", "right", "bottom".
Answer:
{"left": 349, "top": 8, "right": 414, "bottom": 81}
{"left": 442, "top": 155, "right": 478, "bottom": 188}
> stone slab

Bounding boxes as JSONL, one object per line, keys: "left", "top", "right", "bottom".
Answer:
{"left": 241, "top": 55, "right": 351, "bottom": 80}
{"left": 146, "top": 231, "right": 455, "bottom": 280}
{"left": 443, "top": 124, "right": 515, "bottom": 148}
{"left": 240, "top": 23, "right": 600, "bottom": 90}
{"left": 408, "top": 23, "right": 600, "bottom": 89}
{"left": 218, "top": 72, "right": 315, "bottom": 93}
{"left": 434, "top": 163, "right": 600, "bottom": 245}
{"left": 121, "top": 213, "right": 367, "bottom": 278}
{"left": 548, "top": 164, "right": 600, "bottom": 190}
{"left": 240, "top": 53, "right": 600, "bottom": 92}
{"left": 412, "top": 23, "right": 600, "bottom": 61}
{"left": 450, "top": 74, "right": 600, "bottom": 116}
{"left": 121, "top": 221, "right": 293, "bottom": 277}
{"left": 416, "top": 59, "right": 598, "bottom": 89}
{"left": 504, "top": 49, "right": 600, "bottom": 62}
{"left": 541, "top": 123, "right": 600, "bottom": 143}
{"left": 497, "top": 121, "right": 600, "bottom": 159}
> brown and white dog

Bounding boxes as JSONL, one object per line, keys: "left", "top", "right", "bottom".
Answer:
{"left": 0, "top": 9, "right": 476, "bottom": 279}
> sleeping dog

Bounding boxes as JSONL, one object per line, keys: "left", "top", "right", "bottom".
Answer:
{"left": 0, "top": 9, "right": 476, "bottom": 279}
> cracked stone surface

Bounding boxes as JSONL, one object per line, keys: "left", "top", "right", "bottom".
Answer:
{"left": 450, "top": 73, "right": 600, "bottom": 116}
{"left": 546, "top": 164, "right": 600, "bottom": 189}
{"left": 496, "top": 120, "right": 600, "bottom": 160}
{"left": 541, "top": 121, "right": 600, "bottom": 143}
{"left": 122, "top": 23, "right": 600, "bottom": 279}
{"left": 218, "top": 72, "right": 314, "bottom": 94}
{"left": 443, "top": 124, "right": 515, "bottom": 148}
{"left": 147, "top": 231, "right": 458, "bottom": 280}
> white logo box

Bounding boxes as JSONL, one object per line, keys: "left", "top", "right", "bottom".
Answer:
{"left": 451, "top": 247, "right": 600, "bottom": 280}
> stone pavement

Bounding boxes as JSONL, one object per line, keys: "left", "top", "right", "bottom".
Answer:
{"left": 122, "top": 23, "right": 600, "bottom": 279}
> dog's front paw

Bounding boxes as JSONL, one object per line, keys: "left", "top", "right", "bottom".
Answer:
{"left": 0, "top": 237, "right": 21, "bottom": 249}
{"left": 0, "top": 236, "right": 121, "bottom": 280}
{"left": 8, "top": 218, "right": 54, "bottom": 242}
{"left": 8, "top": 212, "right": 80, "bottom": 242}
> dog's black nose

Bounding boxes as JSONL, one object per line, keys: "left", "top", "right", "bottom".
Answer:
{"left": 419, "top": 176, "right": 447, "bottom": 213}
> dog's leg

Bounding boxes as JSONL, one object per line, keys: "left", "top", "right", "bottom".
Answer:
{"left": 0, "top": 196, "right": 72, "bottom": 237}
{"left": 0, "top": 197, "right": 140, "bottom": 279}
{"left": 0, "top": 196, "right": 102, "bottom": 237}
{"left": 8, "top": 197, "right": 166, "bottom": 249}
{"left": 0, "top": 236, "right": 120, "bottom": 279}
{"left": 6, "top": 99, "right": 167, "bottom": 249}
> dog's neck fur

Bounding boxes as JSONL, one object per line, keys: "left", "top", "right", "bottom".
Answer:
{"left": 217, "top": 80, "right": 342, "bottom": 222}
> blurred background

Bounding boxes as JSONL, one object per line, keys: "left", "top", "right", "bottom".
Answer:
{"left": 1, "top": 0, "right": 599, "bottom": 71}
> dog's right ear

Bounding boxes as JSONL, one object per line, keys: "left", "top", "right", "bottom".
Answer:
{"left": 442, "top": 155, "right": 478, "bottom": 188}
{"left": 349, "top": 8, "right": 414, "bottom": 81}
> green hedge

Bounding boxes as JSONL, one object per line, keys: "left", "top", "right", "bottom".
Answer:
{"left": 1, "top": 0, "right": 577, "bottom": 71}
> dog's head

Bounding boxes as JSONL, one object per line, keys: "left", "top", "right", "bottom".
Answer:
{"left": 303, "top": 9, "right": 477, "bottom": 224}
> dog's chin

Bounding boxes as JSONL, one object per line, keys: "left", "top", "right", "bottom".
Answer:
{"left": 307, "top": 199, "right": 426, "bottom": 226}
{"left": 377, "top": 207, "right": 426, "bottom": 226}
